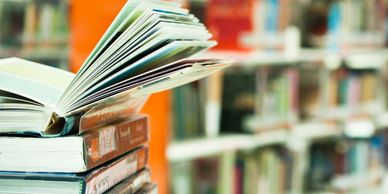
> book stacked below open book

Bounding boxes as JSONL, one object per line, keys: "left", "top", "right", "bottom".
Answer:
{"left": 0, "top": 0, "right": 230, "bottom": 193}
{"left": 0, "top": 110, "right": 154, "bottom": 194}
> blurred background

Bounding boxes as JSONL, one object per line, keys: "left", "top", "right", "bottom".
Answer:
{"left": 1, "top": 0, "right": 388, "bottom": 194}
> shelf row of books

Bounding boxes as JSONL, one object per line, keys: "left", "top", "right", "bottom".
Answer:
{"left": 0, "top": 0, "right": 69, "bottom": 66}
{"left": 306, "top": 134, "right": 388, "bottom": 194}
{"left": 169, "top": 129, "right": 388, "bottom": 194}
{"left": 171, "top": 57, "right": 387, "bottom": 140}
{"left": 188, "top": 0, "right": 387, "bottom": 51}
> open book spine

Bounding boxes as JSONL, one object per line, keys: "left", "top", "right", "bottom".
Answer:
{"left": 83, "top": 115, "right": 149, "bottom": 171}
{"left": 84, "top": 146, "right": 148, "bottom": 194}
{"left": 46, "top": 95, "right": 149, "bottom": 137}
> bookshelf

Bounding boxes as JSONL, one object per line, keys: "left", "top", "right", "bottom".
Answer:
{"left": 168, "top": 65, "right": 388, "bottom": 193}
{"left": 168, "top": 130, "right": 288, "bottom": 162}
{"left": 169, "top": 0, "right": 388, "bottom": 194}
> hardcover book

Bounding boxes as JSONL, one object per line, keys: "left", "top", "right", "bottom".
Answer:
{"left": 0, "top": 115, "right": 149, "bottom": 172}
{"left": 0, "top": 0, "right": 231, "bottom": 137}
{"left": 0, "top": 147, "right": 148, "bottom": 194}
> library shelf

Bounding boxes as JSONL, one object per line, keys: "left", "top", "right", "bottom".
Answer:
{"left": 198, "top": 50, "right": 302, "bottom": 66}
{"left": 168, "top": 111, "right": 388, "bottom": 162}
{"left": 167, "top": 130, "right": 288, "bottom": 162}
{"left": 0, "top": 47, "right": 68, "bottom": 60}
{"left": 305, "top": 172, "right": 388, "bottom": 194}
{"left": 375, "top": 111, "right": 388, "bottom": 130}
{"left": 291, "top": 122, "right": 342, "bottom": 140}
{"left": 331, "top": 171, "right": 387, "bottom": 192}
{"left": 198, "top": 48, "right": 388, "bottom": 68}
{"left": 345, "top": 51, "right": 387, "bottom": 69}
{"left": 305, "top": 190, "right": 387, "bottom": 194}
{"left": 21, "top": 50, "right": 69, "bottom": 60}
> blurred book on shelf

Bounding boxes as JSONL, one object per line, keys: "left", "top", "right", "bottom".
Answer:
{"left": 172, "top": 81, "right": 206, "bottom": 140}
{"left": 241, "top": 147, "right": 294, "bottom": 194}
{"left": 172, "top": 73, "right": 224, "bottom": 140}
{"left": 170, "top": 155, "right": 226, "bottom": 194}
{"left": 204, "top": 0, "right": 301, "bottom": 51}
{"left": 220, "top": 69, "right": 256, "bottom": 133}
{"left": 245, "top": 66, "right": 299, "bottom": 133}
{"left": 298, "top": 64, "right": 322, "bottom": 121}
{"left": 206, "top": 0, "right": 255, "bottom": 51}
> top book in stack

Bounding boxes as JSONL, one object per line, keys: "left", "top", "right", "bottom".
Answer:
{"left": 0, "top": 0, "right": 231, "bottom": 137}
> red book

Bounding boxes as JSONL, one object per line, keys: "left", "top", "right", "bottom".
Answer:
{"left": 206, "top": 0, "right": 255, "bottom": 51}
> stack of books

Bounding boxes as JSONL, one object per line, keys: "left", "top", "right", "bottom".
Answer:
{"left": 0, "top": 0, "right": 230, "bottom": 193}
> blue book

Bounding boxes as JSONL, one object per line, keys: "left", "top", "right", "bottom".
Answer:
{"left": 327, "top": 2, "right": 341, "bottom": 51}
{"left": 265, "top": 0, "right": 279, "bottom": 33}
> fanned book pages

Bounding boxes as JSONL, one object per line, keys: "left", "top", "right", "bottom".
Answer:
{"left": 0, "top": 0, "right": 231, "bottom": 136}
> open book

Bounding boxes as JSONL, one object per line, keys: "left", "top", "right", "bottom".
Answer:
{"left": 0, "top": 0, "right": 231, "bottom": 136}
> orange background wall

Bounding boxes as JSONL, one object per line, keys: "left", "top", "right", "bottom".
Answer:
{"left": 69, "top": 1, "right": 170, "bottom": 194}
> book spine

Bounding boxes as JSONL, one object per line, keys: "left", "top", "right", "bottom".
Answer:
{"left": 83, "top": 115, "right": 149, "bottom": 170}
{"left": 135, "top": 182, "right": 158, "bottom": 194}
{"left": 104, "top": 169, "right": 151, "bottom": 194}
{"left": 79, "top": 96, "right": 148, "bottom": 133}
{"left": 85, "top": 147, "right": 148, "bottom": 194}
